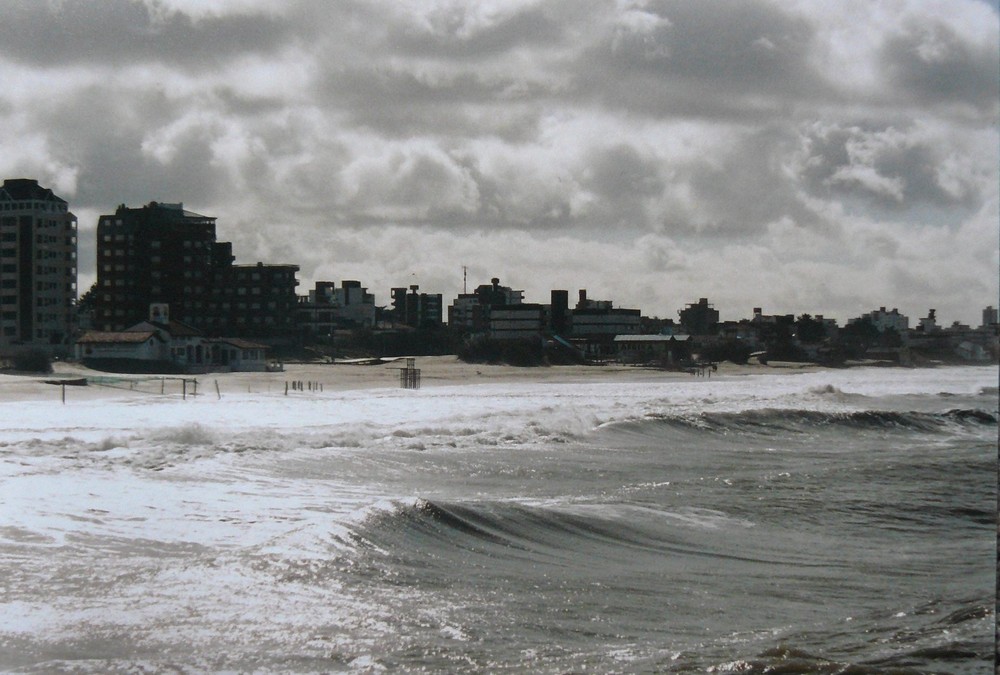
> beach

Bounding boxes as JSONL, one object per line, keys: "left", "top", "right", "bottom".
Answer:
{"left": 0, "top": 356, "right": 821, "bottom": 403}
{"left": 1, "top": 361, "right": 994, "bottom": 673}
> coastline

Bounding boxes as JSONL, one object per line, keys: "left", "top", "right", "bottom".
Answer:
{"left": 5, "top": 356, "right": 993, "bottom": 404}
{"left": 0, "top": 357, "right": 826, "bottom": 403}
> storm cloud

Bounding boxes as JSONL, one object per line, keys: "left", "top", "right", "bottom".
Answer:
{"left": 0, "top": 0, "right": 996, "bottom": 324}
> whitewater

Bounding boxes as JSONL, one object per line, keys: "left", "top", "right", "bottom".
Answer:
{"left": 0, "top": 365, "right": 996, "bottom": 673}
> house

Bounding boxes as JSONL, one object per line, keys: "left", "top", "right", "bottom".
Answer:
{"left": 75, "top": 330, "right": 168, "bottom": 369}
{"left": 614, "top": 334, "right": 691, "bottom": 365}
{"left": 75, "top": 305, "right": 269, "bottom": 373}
{"left": 209, "top": 337, "right": 269, "bottom": 372}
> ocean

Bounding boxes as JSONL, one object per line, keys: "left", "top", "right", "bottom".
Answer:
{"left": 0, "top": 365, "right": 996, "bottom": 673}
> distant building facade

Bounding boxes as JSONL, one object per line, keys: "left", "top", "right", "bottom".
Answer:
{"left": 391, "top": 285, "right": 443, "bottom": 329}
{"left": 0, "top": 178, "right": 78, "bottom": 352}
{"left": 298, "top": 280, "right": 377, "bottom": 337}
{"left": 447, "top": 278, "right": 523, "bottom": 332}
{"left": 489, "top": 304, "right": 547, "bottom": 340}
{"left": 93, "top": 201, "right": 299, "bottom": 342}
{"left": 567, "top": 289, "right": 641, "bottom": 355}
{"left": 678, "top": 298, "right": 719, "bottom": 335}
{"left": 849, "top": 307, "right": 909, "bottom": 334}
{"left": 982, "top": 306, "right": 998, "bottom": 329}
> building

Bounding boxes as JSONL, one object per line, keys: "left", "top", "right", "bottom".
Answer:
{"left": 0, "top": 178, "right": 78, "bottom": 352}
{"left": 447, "top": 277, "right": 523, "bottom": 332}
{"left": 982, "top": 306, "right": 998, "bottom": 329}
{"left": 95, "top": 201, "right": 216, "bottom": 331}
{"left": 76, "top": 305, "right": 269, "bottom": 372}
{"left": 549, "top": 290, "right": 570, "bottom": 334}
{"left": 849, "top": 307, "right": 909, "bottom": 334}
{"left": 489, "top": 304, "right": 547, "bottom": 341}
{"left": 678, "top": 298, "right": 720, "bottom": 335}
{"left": 614, "top": 334, "right": 691, "bottom": 365}
{"left": 391, "top": 285, "right": 443, "bottom": 329}
{"left": 917, "top": 309, "right": 940, "bottom": 333}
{"left": 209, "top": 262, "right": 300, "bottom": 340}
{"left": 569, "top": 290, "right": 641, "bottom": 355}
{"left": 298, "top": 280, "right": 377, "bottom": 338}
{"left": 94, "top": 201, "right": 299, "bottom": 342}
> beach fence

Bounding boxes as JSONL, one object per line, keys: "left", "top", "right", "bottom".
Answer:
{"left": 41, "top": 375, "right": 201, "bottom": 402}
{"left": 284, "top": 380, "right": 324, "bottom": 395}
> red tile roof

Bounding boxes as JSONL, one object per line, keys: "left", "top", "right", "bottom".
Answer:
{"left": 77, "top": 331, "right": 160, "bottom": 344}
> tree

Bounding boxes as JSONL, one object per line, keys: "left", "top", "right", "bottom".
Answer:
{"left": 796, "top": 314, "right": 826, "bottom": 344}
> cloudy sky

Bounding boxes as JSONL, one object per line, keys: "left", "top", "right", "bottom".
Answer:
{"left": 2, "top": 0, "right": 997, "bottom": 325}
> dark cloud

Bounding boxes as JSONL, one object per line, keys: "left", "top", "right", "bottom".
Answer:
{"left": 880, "top": 19, "right": 999, "bottom": 113}
{"left": 797, "top": 121, "right": 983, "bottom": 213}
{"left": 573, "top": 0, "right": 831, "bottom": 119}
{"left": 321, "top": 67, "right": 547, "bottom": 140}
{"left": 683, "top": 127, "right": 827, "bottom": 236}
{"left": 0, "top": 0, "right": 293, "bottom": 69}
{"left": 37, "top": 85, "right": 230, "bottom": 210}
{"left": 383, "top": 2, "right": 571, "bottom": 59}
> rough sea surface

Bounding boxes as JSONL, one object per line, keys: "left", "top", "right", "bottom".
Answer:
{"left": 1, "top": 365, "right": 996, "bottom": 673}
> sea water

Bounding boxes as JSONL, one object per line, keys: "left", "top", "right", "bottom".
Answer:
{"left": 0, "top": 366, "right": 996, "bottom": 673}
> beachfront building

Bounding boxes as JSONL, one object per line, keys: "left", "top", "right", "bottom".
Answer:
{"left": 489, "top": 304, "right": 547, "bottom": 341}
{"left": 298, "top": 280, "right": 377, "bottom": 338}
{"left": 447, "top": 277, "right": 523, "bottom": 333}
{"left": 569, "top": 290, "right": 641, "bottom": 356}
{"left": 76, "top": 305, "right": 269, "bottom": 372}
{"left": 95, "top": 201, "right": 216, "bottom": 331}
{"left": 982, "top": 306, "right": 998, "bottom": 329}
{"left": 391, "top": 285, "right": 443, "bottom": 329}
{"left": 93, "top": 201, "right": 299, "bottom": 343}
{"left": 614, "top": 334, "right": 691, "bottom": 365}
{"left": 0, "top": 178, "right": 78, "bottom": 353}
{"left": 210, "top": 262, "right": 300, "bottom": 342}
{"left": 849, "top": 307, "right": 909, "bottom": 334}
{"left": 678, "top": 298, "right": 720, "bottom": 335}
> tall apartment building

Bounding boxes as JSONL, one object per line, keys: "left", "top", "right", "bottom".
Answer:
{"left": 96, "top": 201, "right": 217, "bottom": 331}
{"left": 94, "top": 201, "right": 299, "bottom": 341}
{"left": 391, "top": 285, "right": 443, "bottom": 329}
{"left": 0, "top": 179, "right": 78, "bottom": 352}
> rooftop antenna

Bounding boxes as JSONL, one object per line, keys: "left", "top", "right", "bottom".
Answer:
{"left": 462, "top": 265, "right": 467, "bottom": 294}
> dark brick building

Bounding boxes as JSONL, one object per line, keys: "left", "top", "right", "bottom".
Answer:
{"left": 94, "top": 202, "right": 298, "bottom": 341}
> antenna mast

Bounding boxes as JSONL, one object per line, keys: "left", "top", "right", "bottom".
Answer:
{"left": 462, "top": 265, "right": 467, "bottom": 294}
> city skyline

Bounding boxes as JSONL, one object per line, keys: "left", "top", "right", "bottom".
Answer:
{"left": 0, "top": 0, "right": 997, "bottom": 326}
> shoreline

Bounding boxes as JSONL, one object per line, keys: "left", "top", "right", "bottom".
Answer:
{"left": 0, "top": 357, "right": 993, "bottom": 403}
{"left": 0, "top": 357, "right": 821, "bottom": 403}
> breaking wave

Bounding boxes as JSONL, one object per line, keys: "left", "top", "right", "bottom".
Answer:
{"left": 607, "top": 407, "right": 997, "bottom": 439}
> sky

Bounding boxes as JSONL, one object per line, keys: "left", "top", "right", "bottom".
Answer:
{"left": 1, "top": 0, "right": 997, "bottom": 326}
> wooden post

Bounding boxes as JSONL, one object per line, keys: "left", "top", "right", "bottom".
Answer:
{"left": 214, "top": 379, "right": 221, "bottom": 400}
{"left": 182, "top": 379, "right": 187, "bottom": 400}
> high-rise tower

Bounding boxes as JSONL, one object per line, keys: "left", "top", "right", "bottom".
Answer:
{"left": 0, "top": 179, "right": 78, "bottom": 351}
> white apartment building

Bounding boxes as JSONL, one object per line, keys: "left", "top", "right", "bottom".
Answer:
{"left": 0, "top": 179, "right": 77, "bottom": 352}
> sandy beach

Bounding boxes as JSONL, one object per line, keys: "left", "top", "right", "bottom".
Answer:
{"left": 0, "top": 356, "right": 823, "bottom": 403}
